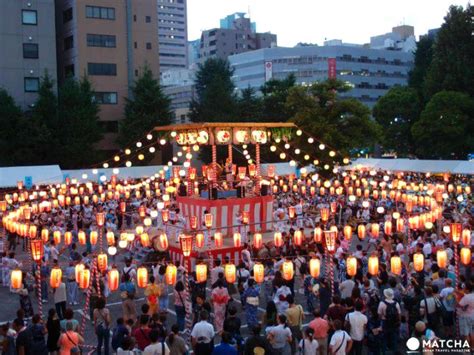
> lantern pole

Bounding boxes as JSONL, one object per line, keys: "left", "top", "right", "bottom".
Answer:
{"left": 183, "top": 258, "right": 193, "bottom": 340}
{"left": 80, "top": 262, "right": 95, "bottom": 336}
{"left": 255, "top": 143, "right": 261, "bottom": 196}
{"left": 228, "top": 144, "right": 232, "bottom": 164}
{"left": 186, "top": 147, "right": 193, "bottom": 197}
{"left": 35, "top": 258, "right": 42, "bottom": 318}
{"left": 212, "top": 144, "right": 217, "bottom": 191}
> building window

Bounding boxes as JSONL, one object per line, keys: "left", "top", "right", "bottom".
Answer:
{"left": 87, "top": 63, "right": 117, "bottom": 76}
{"left": 22, "top": 10, "right": 37, "bottom": 25}
{"left": 100, "top": 121, "right": 119, "bottom": 133}
{"left": 24, "top": 77, "right": 39, "bottom": 92}
{"left": 146, "top": 16, "right": 151, "bottom": 23}
{"left": 133, "top": 15, "right": 136, "bottom": 22}
{"left": 23, "top": 43, "right": 39, "bottom": 59}
{"left": 63, "top": 8, "right": 73, "bottom": 23}
{"left": 85, "top": 6, "right": 115, "bottom": 20}
{"left": 135, "top": 69, "right": 139, "bottom": 76}
{"left": 93, "top": 92, "right": 118, "bottom": 104}
{"left": 87, "top": 34, "right": 116, "bottom": 48}
{"left": 65, "top": 64, "right": 75, "bottom": 77}
{"left": 134, "top": 42, "right": 137, "bottom": 49}
{"left": 64, "top": 36, "right": 74, "bottom": 50}
{"left": 146, "top": 42, "right": 152, "bottom": 50}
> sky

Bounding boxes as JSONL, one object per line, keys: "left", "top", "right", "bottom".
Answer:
{"left": 187, "top": 0, "right": 469, "bottom": 46}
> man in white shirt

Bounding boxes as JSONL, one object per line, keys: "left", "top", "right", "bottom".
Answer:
{"left": 344, "top": 301, "right": 367, "bottom": 355}
{"left": 458, "top": 283, "right": 474, "bottom": 341}
{"left": 143, "top": 329, "right": 170, "bottom": 355}
{"left": 330, "top": 319, "right": 352, "bottom": 355}
{"left": 339, "top": 276, "right": 355, "bottom": 299}
{"left": 191, "top": 310, "right": 215, "bottom": 354}
{"left": 210, "top": 259, "right": 224, "bottom": 287}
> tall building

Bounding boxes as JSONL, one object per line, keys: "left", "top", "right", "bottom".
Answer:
{"left": 187, "top": 39, "right": 200, "bottom": 69}
{"left": 157, "top": 0, "right": 188, "bottom": 75}
{"left": 55, "top": 0, "right": 160, "bottom": 150}
{"left": 199, "top": 12, "right": 277, "bottom": 62}
{"left": 0, "top": 0, "right": 57, "bottom": 110}
{"left": 229, "top": 45, "right": 413, "bottom": 108}
{"left": 162, "top": 68, "right": 195, "bottom": 123}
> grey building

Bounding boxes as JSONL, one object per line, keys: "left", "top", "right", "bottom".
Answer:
{"left": 157, "top": 0, "right": 188, "bottom": 75}
{"left": 0, "top": 0, "right": 57, "bottom": 110}
{"left": 229, "top": 45, "right": 414, "bottom": 108}
{"left": 199, "top": 12, "right": 277, "bottom": 62}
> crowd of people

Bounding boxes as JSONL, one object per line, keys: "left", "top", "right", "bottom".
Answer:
{"left": 0, "top": 170, "right": 472, "bottom": 355}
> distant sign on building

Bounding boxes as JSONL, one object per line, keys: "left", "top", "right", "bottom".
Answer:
{"left": 328, "top": 58, "right": 337, "bottom": 79}
{"left": 265, "top": 61, "right": 273, "bottom": 81}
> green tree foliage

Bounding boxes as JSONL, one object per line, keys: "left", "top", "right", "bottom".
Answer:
{"left": 57, "top": 77, "right": 102, "bottom": 168}
{"left": 408, "top": 35, "right": 434, "bottom": 103}
{"left": 118, "top": 66, "right": 172, "bottom": 147}
{"left": 190, "top": 58, "right": 237, "bottom": 122}
{"left": 237, "top": 87, "right": 263, "bottom": 121}
{"left": 0, "top": 89, "right": 25, "bottom": 165}
{"left": 372, "top": 86, "right": 420, "bottom": 156}
{"left": 261, "top": 74, "right": 296, "bottom": 122}
{"left": 423, "top": 5, "right": 474, "bottom": 99}
{"left": 411, "top": 91, "right": 474, "bottom": 159}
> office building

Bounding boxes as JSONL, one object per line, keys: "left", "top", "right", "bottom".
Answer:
{"left": 370, "top": 25, "right": 416, "bottom": 52}
{"left": 162, "top": 68, "right": 195, "bottom": 123}
{"left": 187, "top": 39, "right": 200, "bottom": 69}
{"left": 229, "top": 45, "right": 413, "bottom": 108}
{"left": 157, "top": 0, "right": 188, "bottom": 74}
{"left": 0, "top": 0, "right": 57, "bottom": 110}
{"left": 55, "top": 0, "right": 160, "bottom": 150}
{"left": 199, "top": 12, "right": 277, "bottom": 62}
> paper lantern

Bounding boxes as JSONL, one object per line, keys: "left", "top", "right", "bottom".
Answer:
{"left": 437, "top": 250, "right": 448, "bottom": 269}
{"left": 390, "top": 256, "right": 402, "bottom": 275}
{"left": 159, "top": 233, "right": 169, "bottom": 250}
{"left": 90, "top": 231, "right": 98, "bottom": 245}
{"left": 248, "top": 164, "right": 256, "bottom": 177}
{"left": 137, "top": 267, "right": 148, "bottom": 288}
{"left": 11, "top": 269, "right": 22, "bottom": 289}
{"left": 253, "top": 233, "right": 263, "bottom": 249}
{"left": 309, "top": 258, "right": 320, "bottom": 278}
{"left": 41, "top": 229, "right": 49, "bottom": 243}
{"left": 293, "top": 230, "right": 303, "bottom": 246}
{"left": 204, "top": 213, "right": 213, "bottom": 229}
{"left": 396, "top": 218, "right": 404, "bottom": 233}
{"left": 30, "top": 239, "right": 44, "bottom": 262}
{"left": 50, "top": 267, "right": 62, "bottom": 288}
{"left": 78, "top": 269, "right": 90, "bottom": 289}
{"left": 450, "top": 223, "right": 462, "bottom": 244}
{"left": 196, "top": 233, "right": 205, "bottom": 249}
{"left": 138, "top": 206, "right": 146, "bottom": 218}
{"left": 225, "top": 264, "right": 236, "bottom": 283}
{"left": 343, "top": 225, "right": 352, "bottom": 240}
{"left": 196, "top": 264, "right": 207, "bottom": 283}
{"left": 165, "top": 264, "right": 177, "bottom": 285}
{"left": 233, "top": 233, "right": 242, "bottom": 248}
{"left": 288, "top": 206, "right": 296, "bottom": 219}
{"left": 254, "top": 263, "right": 264, "bottom": 283}
{"left": 371, "top": 223, "right": 379, "bottom": 238}
{"left": 96, "top": 212, "right": 105, "bottom": 227}
{"left": 97, "top": 253, "right": 108, "bottom": 272}
{"left": 53, "top": 230, "right": 61, "bottom": 245}
{"left": 384, "top": 221, "right": 392, "bottom": 236}
{"left": 162, "top": 209, "right": 169, "bottom": 223}
{"left": 413, "top": 253, "right": 424, "bottom": 272}
{"left": 368, "top": 255, "right": 379, "bottom": 276}
{"left": 179, "top": 234, "right": 193, "bottom": 257}
{"left": 28, "top": 225, "right": 37, "bottom": 239}
{"left": 313, "top": 227, "right": 323, "bottom": 243}
{"left": 214, "top": 232, "right": 223, "bottom": 248}
{"left": 320, "top": 208, "right": 329, "bottom": 222}
{"left": 139, "top": 233, "right": 150, "bottom": 247}
{"left": 462, "top": 229, "right": 471, "bottom": 246}
{"left": 75, "top": 264, "right": 85, "bottom": 282}
{"left": 107, "top": 231, "right": 115, "bottom": 246}
{"left": 346, "top": 256, "right": 357, "bottom": 277}
{"left": 108, "top": 269, "right": 119, "bottom": 291}
{"left": 324, "top": 230, "right": 336, "bottom": 253}
{"left": 282, "top": 260, "right": 294, "bottom": 281}
{"left": 460, "top": 248, "right": 471, "bottom": 266}
{"left": 242, "top": 211, "right": 249, "bottom": 225}
{"left": 274, "top": 232, "right": 283, "bottom": 247}
{"left": 357, "top": 225, "right": 366, "bottom": 240}
{"left": 78, "top": 230, "right": 86, "bottom": 245}
{"left": 238, "top": 167, "right": 246, "bottom": 180}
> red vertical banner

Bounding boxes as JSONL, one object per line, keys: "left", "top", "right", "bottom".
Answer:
{"left": 328, "top": 58, "right": 337, "bottom": 79}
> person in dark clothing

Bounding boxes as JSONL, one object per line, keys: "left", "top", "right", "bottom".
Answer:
{"left": 111, "top": 318, "right": 129, "bottom": 352}
{"left": 46, "top": 309, "right": 61, "bottom": 354}
{"left": 244, "top": 325, "right": 272, "bottom": 355}
{"left": 13, "top": 318, "right": 33, "bottom": 355}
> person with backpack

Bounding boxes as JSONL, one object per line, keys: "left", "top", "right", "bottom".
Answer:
{"left": 29, "top": 314, "right": 48, "bottom": 355}
{"left": 419, "top": 287, "right": 442, "bottom": 335}
{"left": 57, "top": 320, "right": 84, "bottom": 355}
{"left": 120, "top": 274, "right": 137, "bottom": 323}
{"left": 143, "top": 329, "right": 170, "bottom": 355}
{"left": 377, "top": 288, "right": 401, "bottom": 354}
{"left": 111, "top": 318, "right": 129, "bottom": 353}
{"left": 93, "top": 297, "right": 112, "bottom": 355}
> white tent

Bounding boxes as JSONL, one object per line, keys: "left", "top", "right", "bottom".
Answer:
{"left": 0, "top": 165, "right": 63, "bottom": 188}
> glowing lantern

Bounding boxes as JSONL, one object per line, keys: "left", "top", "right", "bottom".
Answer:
{"left": 282, "top": 260, "right": 294, "bottom": 280}
{"left": 159, "top": 233, "right": 169, "bottom": 250}
{"left": 214, "top": 232, "right": 223, "bottom": 248}
{"left": 233, "top": 233, "right": 242, "bottom": 248}
{"left": 90, "top": 231, "right": 98, "bottom": 245}
{"left": 41, "top": 229, "right": 49, "bottom": 243}
{"left": 30, "top": 239, "right": 44, "bottom": 262}
{"left": 190, "top": 216, "right": 198, "bottom": 230}
{"left": 78, "top": 230, "right": 86, "bottom": 245}
{"left": 396, "top": 219, "right": 404, "bottom": 233}
{"left": 450, "top": 223, "right": 462, "bottom": 244}
{"left": 108, "top": 269, "right": 119, "bottom": 291}
{"left": 309, "top": 258, "right": 321, "bottom": 278}
{"left": 288, "top": 206, "right": 296, "bottom": 219}
{"left": 204, "top": 214, "right": 213, "bottom": 228}
{"left": 179, "top": 234, "right": 193, "bottom": 257}
{"left": 242, "top": 211, "right": 250, "bottom": 225}
{"left": 78, "top": 269, "right": 90, "bottom": 289}
{"left": 324, "top": 230, "right": 336, "bottom": 253}
{"left": 462, "top": 229, "right": 471, "bottom": 246}
{"left": 75, "top": 264, "right": 84, "bottom": 282}
{"left": 274, "top": 232, "right": 283, "bottom": 247}
{"left": 96, "top": 212, "right": 105, "bottom": 227}
{"left": 53, "top": 230, "right": 61, "bottom": 245}
{"left": 390, "top": 256, "right": 402, "bottom": 275}
{"left": 384, "top": 221, "right": 392, "bottom": 236}
{"left": 253, "top": 233, "right": 263, "bottom": 249}
{"left": 254, "top": 263, "right": 264, "bottom": 283}
{"left": 460, "top": 248, "right": 471, "bottom": 266}
{"left": 162, "top": 209, "right": 169, "bottom": 223}
{"left": 196, "top": 264, "right": 207, "bottom": 283}
{"left": 97, "top": 253, "right": 108, "bottom": 272}
{"left": 225, "top": 264, "right": 236, "bottom": 283}
{"left": 238, "top": 167, "right": 246, "bottom": 180}
{"left": 313, "top": 227, "right": 323, "bottom": 243}
{"left": 137, "top": 267, "right": 148, "bottom": 288}
{"left": 248, "top": 164, "right": 256, "bottom": 177}
{"left": 357, "top": 225, "right": 366, "bottom": 240}
{"left": 346, "top": 256, "right": 357, "bottom": 277}
{"left": 138, "top": 206, "right": 146, "bottom": 218}
{"left": 343, "top": 225, "right": 352, "bottom": 240}
{"left": 293, "top": 230, "right": 303, "bottom": 246}
{"left": 140, "top": 233, "right": 150, "bottom": 247}
{"left": 437, "top": 250, "right": 448, "bottom": 269}
{"left": 106, "top": 231, "right": 115, "bottom": 246}
{"left": 11, "top": 269, "right": 22, "bottom": 289}
{"left": 50, "top": 267, "right": 62, "bottom": 288}
{"left": 368, "top": 255, "right": 379, "bottom": 276}
{"left": 196, "top": 233, "right": 205, "bottom": 248}
{"left": 165, "top": 264, "right": 177, "bottom": 285}
{"left": 320, "top": 208, "right": 329, "bottom": 222}
{"left": 413, "top": 253, "right": 424, "bottom": 272}
{"left": 371, "top": 223, "right": 379, "bottom": 238}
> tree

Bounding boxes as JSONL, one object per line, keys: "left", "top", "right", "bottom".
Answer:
{"left": 423, "top": 5, "right": 474, "bottom": 99}
{"left": 190, "top": 58, "right": 237, "bottom": 122}
{"left": 411, "top": 91, "right": 474, "bottom": 159}
{"left": 237, "top": 87, "right": 263, "bottom": 121}
{"left": 261, "top": 74, "right": 296, "bottom": 122}
{"left": 372, "top": 86, "right": 421, "bottom": 156}
{"left": 408, "top": 35, "right": 434, "bottom": 103}
{"left": 287, "top": 79, "right": 381, "bottom": 164}
{"left": 118, "top": 66, "right": 172, "bottom": 147}
{"left": 0, "top": 89, "right": 23, "bottom": 165}
{"left": 57, "top": 76, "right": 102, "bottom": 168}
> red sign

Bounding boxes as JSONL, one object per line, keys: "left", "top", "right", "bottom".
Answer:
{"left": 328, "top": 58, "right": 337, "bottom": 79}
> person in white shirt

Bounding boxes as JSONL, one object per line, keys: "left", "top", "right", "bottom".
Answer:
{"left": 210, "top": 259, "right": 224, "bottom": 286}
{"left": 299, "top": 328, "right": 318, "bottom": 355}
{"left": 191, "top": 310, "right": 215, "bottom": 354}
{"left": 143, "top": 329, "right": 170, "bottom": 355}
{"left": 54, "top": 281, "right": 67, "bottom": 320}
{"left": 458, "top": 283, "right": 474, "bottom": 342}
{"left": 329, "top": 319, "right": 352, "bottom": 355}
{"left": 50, "top": 241, "right": 59, "bottom": 262}
{"left": 344, "top": 301, "right": 367, "bottom": 355}
{"left": 339, "top": 276, "right": 355, "bottom": 299}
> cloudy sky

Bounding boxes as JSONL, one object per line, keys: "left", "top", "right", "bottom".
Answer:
{"left": 187, "top": 0, "right": 469, "bottom": 46}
